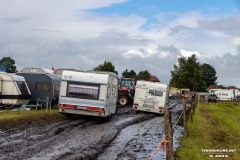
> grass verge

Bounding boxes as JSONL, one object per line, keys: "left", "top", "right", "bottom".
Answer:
{"left": 175, "top": 102, "right": 240, "bottom": 160}
{"left": 0, "top": 108, "right": 65, "bottom": 130}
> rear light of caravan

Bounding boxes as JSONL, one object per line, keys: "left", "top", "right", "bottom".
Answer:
{"left": 87, "top": 106, "right": 104, "bottom": 111}
{"left": 134, "top": 103, "right": 138, "bottom": 109}
{"left": 65, "top": 104, "right": 76, "bottom": 109}
{"left": 159, "top": 107, "right": 164, "bottom": 113}
{"left": 59, "top": 104, "right": 76, "bottom": 109}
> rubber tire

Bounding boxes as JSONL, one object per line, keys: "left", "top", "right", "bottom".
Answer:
{"left": 118, "top": 96, "right": 128, "bottom": 106}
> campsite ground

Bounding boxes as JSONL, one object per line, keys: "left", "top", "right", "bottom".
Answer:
{"left": 0, "top": 100, "right": 183, "bottom": 160}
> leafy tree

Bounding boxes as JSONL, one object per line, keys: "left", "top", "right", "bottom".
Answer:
{"left": 217, "top": 85, "right": 226, "bottom": 89}
{"left": 137, "top": 70, "right": 152, "bottom": 80}
{"left": 129, "top": 70, "right": 137, "bottom": 79}
{"left": 122, "top": 69, "right": 130, "bottom": 78}
{"left": 200, "top": 63, "right": 217, "bottom": 87}
{"left": 93, "top": 60, "right": 118, "bottom": 75}
{"left": 170, "top": 54, "right": 207, "bottom": 92}
{"left": 122, "top": 69, "right": 137, "bottom": 79}
{"left": 0, "top": 57, "right": 17, "bottom": 73}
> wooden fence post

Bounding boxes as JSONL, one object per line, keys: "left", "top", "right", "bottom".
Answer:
{"left": 193, "top": 94, "right": 196, "bottom": 115}
{"left": 164, "top": 110, "right": 174, "bottom": 160}
{"left": 183, "top": 98, "right": 188, "bottom": 137}
{"left": 190, "top": 103, "right": 193, "bottom": 124}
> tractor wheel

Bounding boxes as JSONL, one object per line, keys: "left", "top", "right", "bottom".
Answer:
{"left": 118, "top": 96, "right": 128, "bottom": 106}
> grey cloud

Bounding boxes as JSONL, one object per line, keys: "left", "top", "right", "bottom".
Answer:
{"left": 169, "top": 25, "right": 191, "bottom": 36}
{"left": 198, "top": 16, "right": 240, "bottom": 36}
{"left": 157, "top": 45, "right": 180, "bottom": 55}
{"left": 115, "top": 44, "right": 181, "bottom": 83}
{"left": 1, "top": 16, "right": 28, "bottom": 23}
{"left": 29, "top": 29, "right": 61, "bottom": 33}
{"left": 200, "top": 49, "right": 240, "bottom": 87}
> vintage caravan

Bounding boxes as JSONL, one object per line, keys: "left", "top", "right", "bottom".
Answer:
{"left": 58, "top": 70, "right": 119, "bottom": 118}
{"left": 133, "top": 81, "right": 169, "bottom": 114}
{"left": 0, "top": 72, "right": 31, "bottom": 105}
{"left": 16, "top": 67, "right": 60, "bottom": 104}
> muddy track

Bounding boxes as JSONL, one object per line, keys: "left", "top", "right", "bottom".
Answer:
{"left": 0, "top": 102, "right": 183, "bottom": 160}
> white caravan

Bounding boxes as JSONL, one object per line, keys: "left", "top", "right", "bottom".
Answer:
{"left": 133, "top": 81, "right": 169, "bottom": 114}
{"left": 214, "top": 89, "right": 232, "bottom": 101}
{"left": 58, "top": 70, "right": 119, "bottom": 118}
{"left": 0, "top": 72, "right": 31, "bottom": 105}
{"left": 230, "top": 89, "right": 239, "bottom": 99}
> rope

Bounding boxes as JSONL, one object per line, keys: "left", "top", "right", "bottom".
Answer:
{"left": 148, "top": 138, "right": 172, "bottom": 160}
{"left": 172, "top": 110, "right": 183, "bottom": 130}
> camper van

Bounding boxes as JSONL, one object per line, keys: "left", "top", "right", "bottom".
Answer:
{"left": 17, "top": 67, "right": 60, "bottom": 104}
{"left": 0, "top": 72, "right": 31, "bottom": 105}
{"left": 58, "top": 70, "right": 119, "bottom": 118}
{"left": 133, "top": 81, "right": 169, "bottom": 114}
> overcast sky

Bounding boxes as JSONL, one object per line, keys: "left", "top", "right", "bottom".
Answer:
{"left": 1, "top": 0, "right": 240, "bottom": 87}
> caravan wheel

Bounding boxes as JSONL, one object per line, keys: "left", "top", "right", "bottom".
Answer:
{"left": 118, "top": 96, "right": 128, "bottom": 106}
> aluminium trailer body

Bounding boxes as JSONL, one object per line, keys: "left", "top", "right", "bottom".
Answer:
{"left": 58, "top": 70, "right": 119, "bottom": 118}
{"left": 0, "top": 72, "right": 31, "bottom": 105}
{"left": 17, "top": 68, "right": 60, "bottom": 104}
{"left": 133, "top": 80, "right": 169, "bottom": 114}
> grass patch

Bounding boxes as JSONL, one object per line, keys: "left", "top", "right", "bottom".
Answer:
{"left": 0, "top": 108, "right": 65, "bottom": 130}
{"left": 175, "top": 102, "right": 240, "bottom": 160}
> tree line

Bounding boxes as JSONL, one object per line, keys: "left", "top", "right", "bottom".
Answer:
{"left": 93, "top": 60, "right": 152, "bottom": 80}
{"left": 0, "top": 55, "right": 218, "bottom": 92}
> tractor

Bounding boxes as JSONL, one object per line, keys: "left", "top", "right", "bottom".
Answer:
{"left": 118, "top": 78, "right": 136, "bottom": 106}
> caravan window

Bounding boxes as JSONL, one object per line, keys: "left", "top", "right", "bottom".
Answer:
{"left": 36, "top": 82, "right": 51, "bottom": 91}
{"left": 67, "top": 82, "right": 100, "bottom": 100}
{"left": 16, "top": 81, "right": 29, "bottom": 94}
{"left": 149, "top": 90, "right": 163, "bottom": 97}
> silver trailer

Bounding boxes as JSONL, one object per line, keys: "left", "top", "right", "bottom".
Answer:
{"left": 0, "top": 72, "right": 31, "bottom": 106}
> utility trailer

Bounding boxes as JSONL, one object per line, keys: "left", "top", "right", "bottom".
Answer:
{"left": 0, "top": 72, "right": 31, "bottom": 106}
{"left": 58, "top": 70, "right": 119, "bottom": 118}
{"left": 133, "top": 81, "right": 169, "bottom": 114}
{"left": 17, "top": 67, "right": 60, "bottom": 105}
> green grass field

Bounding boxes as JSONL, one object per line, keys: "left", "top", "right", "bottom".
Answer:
{"left": 175, "top": 102, "right": 240, "bottom": 160}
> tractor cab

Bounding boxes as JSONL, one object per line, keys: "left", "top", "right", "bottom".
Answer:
{"left": 120, "top": 78, "right": 135, "bottom": 90}
{"left": 118, "top": 78, "right": 136, "bottom": 106}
